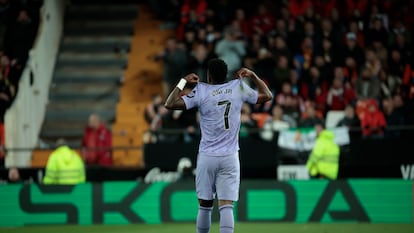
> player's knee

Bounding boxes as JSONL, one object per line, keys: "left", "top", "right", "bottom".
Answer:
{"left": 199, "top": 199, "right": 214, "bottom": 207}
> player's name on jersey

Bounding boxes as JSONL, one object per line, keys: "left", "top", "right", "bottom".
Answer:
{"left": 212, "top": 88, "right": 232, "bottom": 96}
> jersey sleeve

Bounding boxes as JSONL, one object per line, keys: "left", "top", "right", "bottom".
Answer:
{"left": 240, "top": 79, "right": 258, "bottom": 104}
{"left": 182, "top": 85, "right": 200, "bottom": 110}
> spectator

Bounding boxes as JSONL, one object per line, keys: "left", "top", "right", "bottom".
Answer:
{"left": 343, "top": 57, "right": 359, "bottom": 86}
{"left": 288, "top": 0, "right": 313, "bottom": 18}
{"left": 390, "top": 31, "right": 411, "bottom": 65}
{"left": 344, "top": 0, "right": 369, "bottom": 18}
{"left": 229, "top": 7, "right": 250, "bottom": 39}
{"left": 277, "top": 82, "right": 302, "bottom": 122}
{"left": 341, "top": 32, "right": 365, "bottom": 70}
{"left": 0, "top": 0, "right": 15, "bottom": 51}
{"left": 272, "top": 54, "right": 290, "bottom": 93}
{"left": 294, "top": 36, "right": 314, "bottom": 72}
{"left": 253, "top": 48, "right": 276, "bottom": 92}
{"left": 320, "top": 17, "right": 339, "bottom": 48}
{"left": 260, "top": 104, "right": 296, "bottom": 142}
{"left": 306, "top": 124, "right": 340, "bottom": 180}
{"left": 182, "top": 29, "right": 197, "bottom": 52}
{"left": 147, "top": 0, "right": 180, "bottom": 27}
{"left": 302, "top": 20, "right": 320, "bottom": 52}
{"left": 360, "top": 99, "right": 386, "bottom": 138}
{"left": 378, "top": 68, "right": 400, "bottom": 99}
{"left": 248, "top": 2, "right": 275, "bottom": 37}
{"left": 371, "top": 40, "right": 388, "bottom": 66}
{"left": 1, "top": 54, "right": 20, "bottom": 94}
{"left": 313, "top": 0, "right": 337, "bottom": 18}
{"left": 363, "top": 48, "right": 381, "bottom": 78}
{"left": 319, "top": 38, "right": 337, "bottom": 68}
{"left": 286, "top": 18, "right": 302, "bottom": 54}
{"left": 187, "top": 43, "right": 215, "bottom": 82}
{"left": 81, "top": 113, "right": 113, "bottom": 166}
{"left": 269, "top": 35, "right": 291, "bottom": 62}
{"left": 392, "top": 93, "right": 405, "bottom": 116}
{"left": 314, "top": 86, "right": 327, "bottom": 116}
{"left": 270, "top": 19, "right": 288, "bottom": 39}
{"left": 177, "top": 0, "right": 208, "bottom": 40}
{"left": 0, "top": 70, "right": 14, "bottom": 128}
{"left": 149, "top": 105, "right": 180, "bottom": 143}
{"left": 155, "top": 36, "right": 188, "bottom": 98}
{"left": 243, "top": 32, "right": 262, "bottom": 69}
{"left": 299, "top": 102, "right": 325, "bottom": 128}
{"left": 289, "top": 69, "right": 301, "bottom": 96}
{"left": 343, "top": 80, "right": 357, "bottom": 105}
{"left": 314, "top": 55, "right": 332, "bottom": 84}
{"left": 336, "top": 104, "right": 361, "bottom": 139}
{"left": 43, "top": 139, "right": 86, "bottom": 185}
{"left": 144, "top": 93, "right": 163, "bottom": 125}
{"left": 387, "top": 48, "right": 405, "bottom": 79}
{"left": 173, "top": 86, "right": 200, "bottom": 143}
{"left": 381, "top": 97, "right": 404, "bottom": 138}
{"left": 365, "top": 16, "right": 388, "bottom": 47}
{"left": 329, "top": 7, "right": 346, "bottom": 42}
{"left": 301, "top": 66, "right": 325, "bottom": 101}
{"left": 214, "top": 26, "right": 246, "bottom": 78}
{"left": 347, "top": 20, "right": 365, "bottom": 49}
{"left": 4, "top": 9, "right": 38, "bottom": 67}
{"left": 240, "top": 103, "right": 257, "bottom": 138}
{"left": 354, "top": 67, "right": 381, "bottom": 101}
{"left": 327, "top": 75, "right": 347, "bottom": 111}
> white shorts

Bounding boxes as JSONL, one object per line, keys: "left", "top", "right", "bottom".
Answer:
{"left": 195, "top": 152, "right": 240, "bottom": 201}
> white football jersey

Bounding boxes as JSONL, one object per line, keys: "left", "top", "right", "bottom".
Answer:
{"left": 182, "top": 79, "right": 258, "bottom": 156}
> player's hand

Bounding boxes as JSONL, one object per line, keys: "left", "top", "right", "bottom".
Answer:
{"left": 236, "top": 68, "right": 255, "bottom": 79}
{"left": 184, "top": 73, "right": 200, "bottom": 84}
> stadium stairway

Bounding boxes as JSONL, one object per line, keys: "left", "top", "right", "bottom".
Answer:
{"left": 111, "top": 4, "right": 174, "bottom": 168}
{"left": 33, "top": 1, "right": 138, "bottom": 167}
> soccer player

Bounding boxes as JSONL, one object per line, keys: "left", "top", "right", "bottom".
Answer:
{"left": 164, "top": 58, "right": 272, "bottom": 233}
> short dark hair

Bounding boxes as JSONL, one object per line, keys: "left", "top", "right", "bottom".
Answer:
{"left": 207, "top": 58, "right": 227, "bottom": 83}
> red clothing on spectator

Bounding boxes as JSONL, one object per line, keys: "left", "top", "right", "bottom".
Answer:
{"left": 232, "top": 18, "right": 251, "bottom": 39}
{"left": 313, "top": 0, "right": 337, "bottom": 18}
{"left": 180, "top": 0, "right": 207, "bottom": 24}
{"left": 327, "top": 88, "right": 345, "bottom": 111}
{"left": 343, "top": 84, "right": 356, "bottom": 104}
{"left": 249, "top": 9, "right": 275, "bottom": 36}
{"left": 178, "top": 0, "right": 208, "bottom": 40}
{"left": 402, "top": 64, "right": 413, "bottom": 86}
{"left": 81, "top": 123, "right": 113, "bottom": 166}
{"left": 288, "top": 0, "right": 313, "bottom": 18}
{"left": 343, "top": 66, "right": 358, "bottom": 86}
{"left": 360, "top": 99, "right": 386, "bottom": 137}
{"left": 314, "top": 90, "right": 327, "bottom": 115}
{"left": 345, "top": 0, "right": 368, "bottom": 17}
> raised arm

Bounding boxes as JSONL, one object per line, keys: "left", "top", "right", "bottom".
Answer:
{"left": 236, "top": 68, "right": 273, "bottom": 104}
{"left": 164, "top": 73, "right": 200, "bottom": 110}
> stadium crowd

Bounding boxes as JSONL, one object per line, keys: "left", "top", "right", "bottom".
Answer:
{"left": 148, "top": 0, "right": 414, "bottom": 143}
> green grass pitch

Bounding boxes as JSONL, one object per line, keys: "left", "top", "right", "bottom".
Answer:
{"left": 1, "top": 223, "right": 413, "bottom": 233}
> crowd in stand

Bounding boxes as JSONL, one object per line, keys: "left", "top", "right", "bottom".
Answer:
{"left": 147, "top": 0, "right": 414, "bottom": 142}
{"left": 0, "top": 0, "right": 41, "bottom": 165}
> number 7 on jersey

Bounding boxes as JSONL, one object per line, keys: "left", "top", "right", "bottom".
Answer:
{"left": 218, "top": 100, "right": 231, "bottom": 129}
